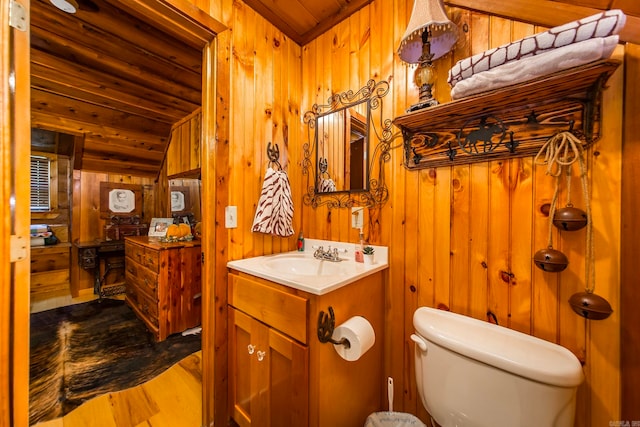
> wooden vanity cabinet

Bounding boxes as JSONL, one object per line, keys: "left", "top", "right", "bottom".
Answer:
{"left": 230, "top": 308, "right": 309, "bottom": 427}
{"left": 228, "top": 270, "right": 384, "bottom": 427}
{"left": 124, "top": 236, "right": 201, "bottom": 341}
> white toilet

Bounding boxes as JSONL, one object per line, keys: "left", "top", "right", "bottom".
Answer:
{"left": 411, "top": 307, "right": 584, "bottom": 427}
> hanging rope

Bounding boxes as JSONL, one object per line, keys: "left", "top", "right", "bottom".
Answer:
{"left": 534, "top": 131, "right": 595, "bottom": 293}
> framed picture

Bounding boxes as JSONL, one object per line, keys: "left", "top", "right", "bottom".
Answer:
{"left": 170, "top": 186, "right": 190, "bottom": 214}
{"left": 100, "top": 182, "right": 143, "bottom": 219}
{"left": 149, "top": 218, "right": 174, "bottom": 237}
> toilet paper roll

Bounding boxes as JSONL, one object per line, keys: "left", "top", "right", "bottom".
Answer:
{"left": 332, "top": 316, "right": 375, "bottom": 361}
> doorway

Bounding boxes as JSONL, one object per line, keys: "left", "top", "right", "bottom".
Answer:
{"left": 1, "top": 0, "right": 225, "bottom": 425}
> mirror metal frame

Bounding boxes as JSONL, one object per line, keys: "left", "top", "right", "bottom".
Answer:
{"left": 302, "top": 80, "right": 392, "bottom": 209}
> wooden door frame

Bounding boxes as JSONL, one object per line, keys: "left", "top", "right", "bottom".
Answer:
{"left": 1, "top": 0, "right": 31, "bottom": 425}
{"left": 621, "top": 42, "right": 640, "bottom": 423}
{"left": 0, "top": 1, "right": 227, "bottom": 425}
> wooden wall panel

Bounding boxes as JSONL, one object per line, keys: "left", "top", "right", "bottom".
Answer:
{"left": 197, "top": 0, "right": 628, "bottom": 425}
{"left": 166, "top": 109, "right": 201, "bottom": 177}
{"left": 69, "top": 171, "right": 157, "bottom": 295}
{"left": 620, "top": 42, "right": 640, "bottom": 424}
{"left": 297, "top": 1, "right": 624, "bottom": 424}
{"left": 231, "top": 1, "right": 300, "bottom": 260}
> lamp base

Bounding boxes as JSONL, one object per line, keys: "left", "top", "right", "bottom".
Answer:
{"left": 406, "top": 98, "right": 439, "bottom": 113}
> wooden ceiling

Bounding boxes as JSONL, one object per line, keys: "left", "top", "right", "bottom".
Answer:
{"left": 242, "top": 0, "right": 640, "bottom": 46}
{"left": 31, "top": 0, "right": 639, "bottom": 177}
{"left": 242, "top": 0, "right": 373, "bottom": 46}
{"left": 30, "top": 0, "right": 204, "bottom": 177}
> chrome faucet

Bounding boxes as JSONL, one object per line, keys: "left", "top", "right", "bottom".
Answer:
{"left": 313, "top": 245, "right": 345, "bottom": 262}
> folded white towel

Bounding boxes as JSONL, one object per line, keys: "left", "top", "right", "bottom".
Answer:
{"left": 252, "top": 167, "right": 294, "bottom": 237}
{"left": 448, "top": 9, "right": 626, "bottom": 88}
{"left": 450, "top": 35, "right": 618, "bottom": 99}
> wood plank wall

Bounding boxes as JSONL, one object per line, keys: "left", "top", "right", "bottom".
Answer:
{"left": 30, "top": 155, "right": 71, "bottom": 300}
{"left": 301, "top": 3, "right": 625, "bottom": 425}
{"left": 70, "top": 172, "right": 158, "bottom": 295}
{"left": 197, "top": 0, "right": 627, "bottom": 425}
{"left": 193, "top": 0, "right": 624, "bottom": 426}
{"left": 165, "top": 108, "right": 202, "bottom": 177}
{"left": 201, "top": 0, "right": 303, "bottom": 262}
{"left": 300, "top": 3, "right": 625, "bottom": 425}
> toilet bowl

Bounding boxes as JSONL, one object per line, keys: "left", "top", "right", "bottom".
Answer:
{"left": 411, "top": 307, "right": 584, "bottom": 427}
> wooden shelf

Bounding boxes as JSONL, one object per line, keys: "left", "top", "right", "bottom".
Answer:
{"left": 393, "top": 60, "right": 621, "bottom": 169}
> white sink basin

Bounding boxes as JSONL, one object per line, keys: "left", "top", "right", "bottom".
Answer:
{"left": 263, "top": 255, "right": 350, "bottom": 276}
{"left": 227, "top": 239, "right": 388, "bottom": 295}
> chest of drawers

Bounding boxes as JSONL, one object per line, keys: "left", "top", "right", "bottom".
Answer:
{"left": 124, "top": 236, "right": 201, "bottom": 341}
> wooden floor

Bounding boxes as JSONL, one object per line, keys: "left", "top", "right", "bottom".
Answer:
{"left": 30, "top": 288, "right": 99, "bottom": 314}
{"left": 32, "top": 351, "right": 203, "bottom": 427}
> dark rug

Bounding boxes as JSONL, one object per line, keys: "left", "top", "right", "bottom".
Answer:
{"left": 29, "top": 298, "right": 202, "bottom": 425}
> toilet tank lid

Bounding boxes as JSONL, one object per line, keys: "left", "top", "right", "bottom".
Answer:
{"left": 413, "top": 307, "right": 584, "bottom": 387}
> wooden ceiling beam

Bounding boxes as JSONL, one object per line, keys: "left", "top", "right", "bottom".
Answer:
{"left": 79, "top": 157, "right": 159, "bottom": 176}
{"left": 30, "top": 27, "right": 202, "bottom": 102}
{"left": 31, "top": 89, "right": 172, "bottom": 136}
{"left": 31, "top": 0, "right": 202, "bottom": 71}
{"left": 31, "top": 111, "right": 169, "bottom": 145}
{"left": 83, "top": 135, "right": 167, "bottom": 156}
{"left": 30, "top": 76, "right": 180, "bottom": 124}
{"left": 29, "top": 19, "right": 202, "bottom": 92}
{"left": 112, "top": 0, "right": 225, "bottom": 47}
{"left": 30, "top": 50, "right": 199, "bottom": 119}
{"left": 31, "top": 73, "right": 187, "bottom": 124}
{"left": 82, "top": 146, "right": 163, "bottom": 164}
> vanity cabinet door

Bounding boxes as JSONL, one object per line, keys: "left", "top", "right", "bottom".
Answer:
{"left": 229, "top": 307, "right": 309, "bottom": 427}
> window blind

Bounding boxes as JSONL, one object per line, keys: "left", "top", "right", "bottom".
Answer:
{"left": 31, "top": 155, "right": 51, "bottom": 211}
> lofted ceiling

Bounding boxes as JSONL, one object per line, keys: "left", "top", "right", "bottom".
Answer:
{"left": 30, "top": 0, "right": 204, "bottom": 177}
{"left": 31, "top": 0, "right": 639, "bottom": 177}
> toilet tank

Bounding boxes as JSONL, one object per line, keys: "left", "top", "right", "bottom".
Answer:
{"left": 412, "top": 307, "right": 584, "bottom": 427}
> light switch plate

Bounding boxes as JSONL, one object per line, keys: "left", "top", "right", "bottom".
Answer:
{"left": 225, "top": 206, "right": 237, "bottom": 228}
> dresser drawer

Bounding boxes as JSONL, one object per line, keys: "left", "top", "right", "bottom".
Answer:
{"left": 229, "top": 273, "right": 308, "bottom": 344}
{"left": 142, "top": 249, "right": 160, "bottom": 271}
{"left": 126, "top": 284, "right": 159, "bottom": 327}
{"left": 125, "top": 243, "right": 144, "bottom": 265}
{"left": 125, "top": 264, "right": 158, "bottom": 298}
{"left": 125, "top": 243, "right": 160, "bottom": 272}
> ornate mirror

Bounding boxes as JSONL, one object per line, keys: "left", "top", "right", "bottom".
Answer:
{"left": 303, "top": 80, "right": 392, "bottom": 208}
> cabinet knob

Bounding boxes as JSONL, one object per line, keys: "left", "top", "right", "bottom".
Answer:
{"left": 257, "top": 350, "right": 266, "bottom": 362}
{"left": 247, "top": 344, "right": 255, "bottom": 355}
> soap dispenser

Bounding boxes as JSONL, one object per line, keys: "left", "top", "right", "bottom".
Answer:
{"left": 355, "top": 230, "right": 364, "bottom": 263}
{"left": 297, "top": 231, "right": 305, "bottom": 251}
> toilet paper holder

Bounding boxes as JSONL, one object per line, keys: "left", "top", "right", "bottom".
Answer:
{"left": 317, "top": 306, "right": 351, "bottom": 349}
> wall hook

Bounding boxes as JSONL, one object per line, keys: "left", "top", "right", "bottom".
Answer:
{"left": 266, "top": 142, "right": 282, "bottom": 170}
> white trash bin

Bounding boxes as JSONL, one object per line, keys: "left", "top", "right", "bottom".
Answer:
{"left": 364, "top": 378, "right": 426, "bottom": 427}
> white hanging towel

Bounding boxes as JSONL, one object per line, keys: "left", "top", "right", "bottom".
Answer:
{"left": 252, "top": 167, "right": 294, "bottom": 237}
